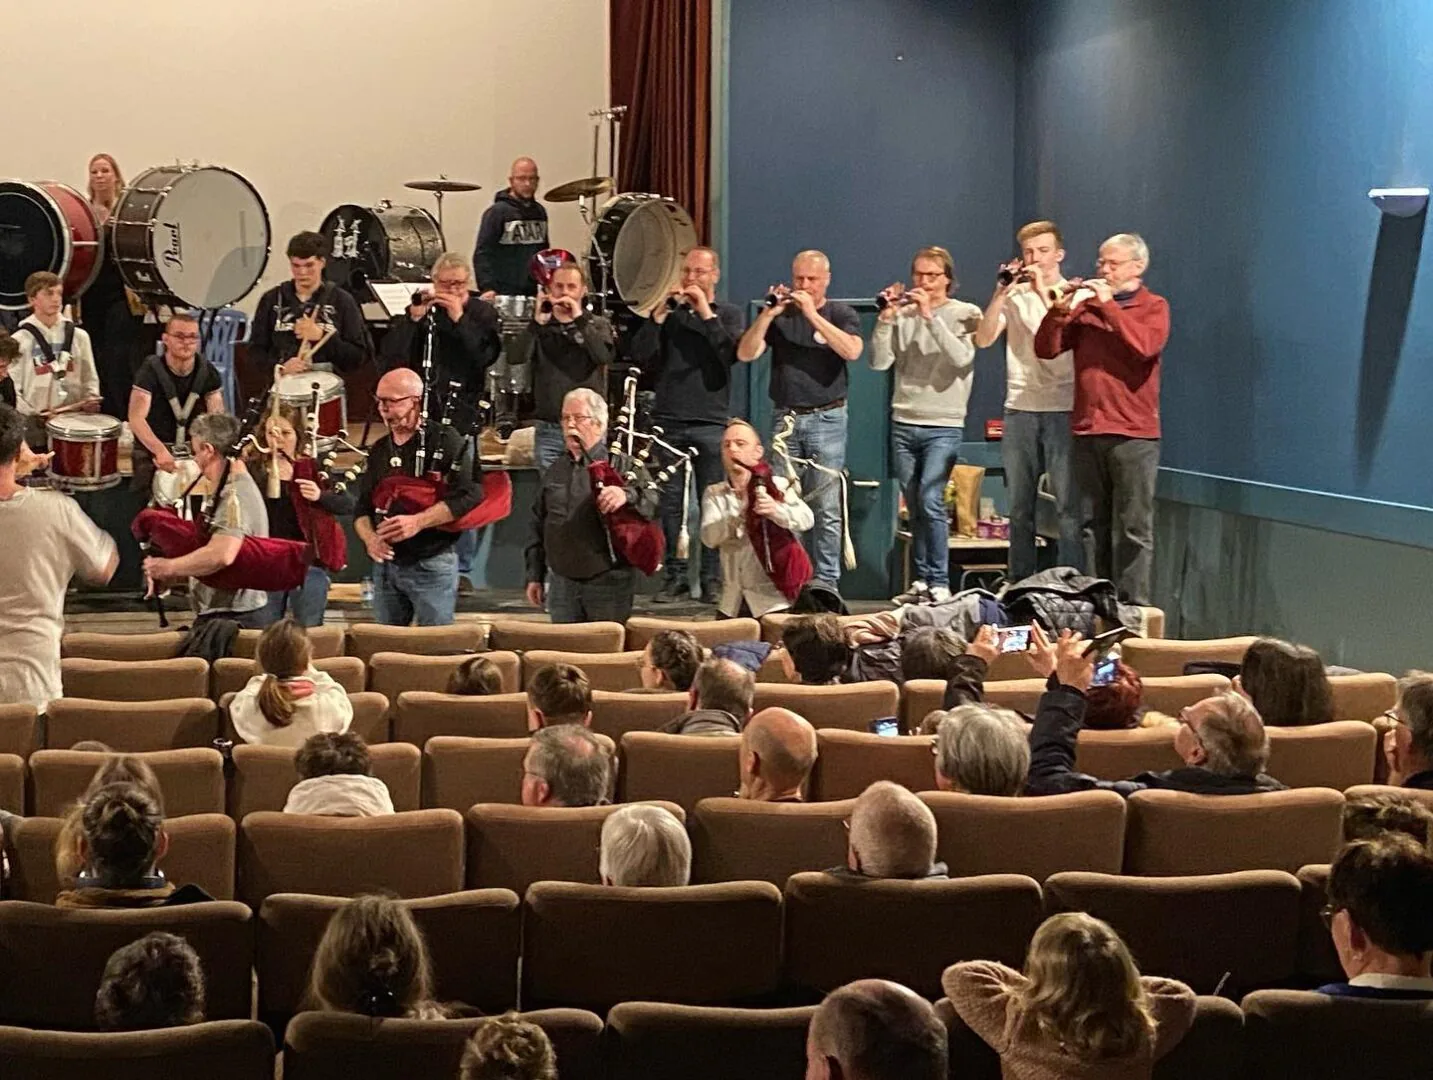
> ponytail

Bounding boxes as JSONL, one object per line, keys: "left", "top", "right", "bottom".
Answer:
{"left": 255, "top": 618, "right": 312, "bottom": 727}
{"left": 257, "top": 674, "right": 297, "bottom": 727}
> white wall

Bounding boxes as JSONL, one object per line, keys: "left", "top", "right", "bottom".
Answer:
{"left": 0, "top": 0, "right": 609, "bottom": 307}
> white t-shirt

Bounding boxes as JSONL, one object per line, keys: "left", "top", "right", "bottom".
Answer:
{"left": 11, "top": 315, "right": 99, "bottom": 415}
{"left": 999, "top": 286, "right": 1077, "bottom": 413}
{"left": 0, "top": 488, "right": 116, "bottom": 711}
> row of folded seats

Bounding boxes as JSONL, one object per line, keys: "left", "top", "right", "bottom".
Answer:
{"left": 7, "top": 782, "right": 1424, "bottom": 901}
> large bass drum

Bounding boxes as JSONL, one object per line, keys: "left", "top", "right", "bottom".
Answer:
{"left": 586, "top": 193, "right": 697, "bottom": 316}
{"left": 0, "top": 181, "right": 102, "bottom": 309}
{"left": 110, "top": 164, "right": 270, "bottom": 308}
{"left": 319, "top": 202, "right": 445, "bottom": 293}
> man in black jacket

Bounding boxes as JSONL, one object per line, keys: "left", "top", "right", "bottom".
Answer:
{"left": 524, "top": 387, "right": 657, "bottom": 623}
{"left": 250, "top": 232, "right": 370, "bottom": 375}
{"left": 472, "top": 157, "right": 547, "bottom": 296}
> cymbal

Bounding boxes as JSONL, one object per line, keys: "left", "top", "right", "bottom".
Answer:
{"left": 404, "top": 177, "right": 482, "bottom": 193}
{"left": 545, "top": 176, "right": 614, "bottom": 203}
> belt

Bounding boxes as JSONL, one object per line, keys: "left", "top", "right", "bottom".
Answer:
{"left": 786, "top": 397, "right": 846, "bottom": 416}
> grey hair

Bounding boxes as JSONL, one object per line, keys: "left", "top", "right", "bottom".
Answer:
{"left": 189, "top": 412, "right": 240, "bottom": 454}
{"left": 599, "top": 804, "right": 691, "bottom": 886}
{"left": 1102, "top": 232, "right": 1150, "bottom": 267}
{"left": 527, "top": 724, "right": 611, "bottom": 807}
{"left": 430, "top": 251, "right": 473, "bottom": 284}
{"left": 848, "top": 781, "right": 937, "bottom": 879}
{"left": 1196, "top": 692, "right": 1269, "bottom": 776}
{"left": 562, "top": 387, "right": 608, "bottom": 430}
{"left": 808, "top": 979, "right": 947, "bottom": 1080}
{"left": 935, "top": 705, "right": 1030, "bottom": 796}
{"left": 792, "top": 249, "right": 831, "bottom": 272}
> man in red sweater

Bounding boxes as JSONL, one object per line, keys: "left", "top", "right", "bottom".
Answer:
{"left": 1034, "top": 234, "right": 1169, "bottom": 604}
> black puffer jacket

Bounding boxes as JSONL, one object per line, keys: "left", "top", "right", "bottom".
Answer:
{"left": 999, "top": 567, "right": 1133, "bottom": 637}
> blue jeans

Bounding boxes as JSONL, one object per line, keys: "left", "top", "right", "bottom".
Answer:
{"left": 1003, "top": 409, "right": 1082, "bottom": 581}
{"left": 891, "top": 422, "right": 963, "bottom": 590}
{"left": 775, "top": 403, "right": 847, "bottom": 588}
{"left": 533, "top": 420, "right": 566, "bottom": 473}
{"left": 253, "top": 565, "right": 332, "bottom": 627}
{"left": 455, "top": 528, "right": 479, "bottom": 576}
{"left": 548, "top": 567, "right": 636, "bottom": 624}
{"left": 371, "top": 547, "right": 459, "bottom": 626}
{"left": 655, "top": 419, "right": 725, "bottom": 593}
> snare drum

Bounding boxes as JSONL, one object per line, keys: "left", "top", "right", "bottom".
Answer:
{"left": 277, "top": 371, "right": 347, "bottom": 448}
{"left": 586, "top": 193, "right": 697, "bottom": 315}
{"left": 0, "top": 181, "right": 102, "bottom": 309}
{"left": 493, "top": 294, "right": 536, "bottom": 333}
{"left": 46, "top": 413, "right": 122, "bottom": 491}
{"left": 110, "top": 164, "right": 270, "bottom": 308}
{"left": 319, "top": 202, "right": 445, "bottom": 294}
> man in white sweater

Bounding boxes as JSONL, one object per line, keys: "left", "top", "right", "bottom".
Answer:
{"left": 870, "top": 246, "right": 982, "bottom": 604}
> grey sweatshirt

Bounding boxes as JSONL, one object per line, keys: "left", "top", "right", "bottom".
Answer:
{"left": 869, "top": 299, "right": 983, "bottom": 426}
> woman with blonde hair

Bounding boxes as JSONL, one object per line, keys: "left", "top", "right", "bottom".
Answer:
{"left": 82, "top": 153, "right": 149, "bottom": 418}
{"left": 306, "top": 895, "right": 449, "bottom": 1019}
{"left": 229, "top": 618, "right": 352, "bottom": 747}
{"left": 942, "top": 912, "right": 1195, "bottom": 1079}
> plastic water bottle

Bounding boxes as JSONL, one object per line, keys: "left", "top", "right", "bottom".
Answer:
{"left": 360, "top": 580, "right": 374, "bottom": 606}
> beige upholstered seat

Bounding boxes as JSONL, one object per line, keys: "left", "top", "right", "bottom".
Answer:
{"left": 61, "top": 657, "right": 209, "bottom": 701}
{"left": 1119, "top": 635, "right": 1257, "bottom": 677}
{"left": 490, "top": 619, "right": 626, "bottom": 653}
{"left": 219, "top": 690, "right": 389, "bottom": 745}
{"left": 751, "top": 682, "right": 900, "bottom": 733}
{"left": 1265, "top": 721, "right": 1378, "bottom": 789}
{"left": 605, "top": 1003, "right": 813, "bottom": 1080}
{"left": 589, "top": 690, "right": 688, "bottom": 739}
{"left": 345, "top": 621, "right": 490, "bottom": 662}
{"left": 1345, "top": 782, "right": 1433, "bottom": 812}
{"left": 921, "top": 790, "right": 1127, "bottom": 879}
{"left": 367, "top": 651, "right": 521, "bottom": 698}
{"left": 234, "top": 623, "right": 344, "bottom": 659}
{"left": 0, "top": 754, "right": 21, "bottom": 814}
{"left": 1074, "top": 726, "right": 1183, "bottom": 780}
{"left": 44, "top": 698, "right": 221, "bottom": 752}
{"left": 60, "top": 630, "right": 186, "bottom": 661}
{"left": 30, "top": 748, "right": 225, "bottom": 817}
{"left": 1241, "top": 990, "right": 1433, "bottom": 1079}
{"left": 391, "top": 691, "right": 529, "bottom": 746}
{"left": 688, "top": 797, "right": 853, "bottom": 886}
{"left": 1294, "top": 864, "right": 1343, "bottom": 986}
{"left": 421, "top": 736, "right": 529, "bottom": 811}
{"left": 211, "top": 655, "right": 365, "bottom": 699}
{"left": 1327, "top": 672, "right": 1398, "bottom": 722}
{"left": 226, "top": 742, "right": 420, "bottom": 819}
{"left": 0, "top": 1020, "right": 275, "bottom": 1079}
{"left": 757, "top": 612, "right": 872, "bottom": 644}
{"left": 808, "top": 730, "right": 936, "bottom": 800}
{"left": 521, "top": 649, "right": 645, "bottom": 691}
{"left": 618, "top": 732, "right": 742, "bottom": 812}
{"left": 624, "top": 616, "right": 761, "bottom": 650}
{"left": 0, "top": 703, "right": 37, "bottom": 757}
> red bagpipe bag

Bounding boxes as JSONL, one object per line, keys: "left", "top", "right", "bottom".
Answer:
{"left": 131, "top": 507, "right": 312, "bottom": 593}
{"left": 587, "top": 457, "right": 664, "bottom": 576}
{"left": 290, "top": 458, "right": 348, "bottom": 572}
{"left": 370, "top": 471, "right": 513, "bottom": 531}
{"left": 746, "top": 461, "right": 813, "bottom": 602}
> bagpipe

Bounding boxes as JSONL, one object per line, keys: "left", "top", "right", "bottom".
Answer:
{"left": 585, "top": 369, "right": 693, "bottom": 577}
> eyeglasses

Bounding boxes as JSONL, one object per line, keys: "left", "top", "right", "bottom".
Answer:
{"left": 375, "top": 394, "right": 419, "bottom": 407}
{"left": 560, "top": 414, "right": 598, "bottom": 425}
{"left": 433, "top": 278, "right": 470, "bottom": 291}
{"left": 1320, "top": 903, "right": 1341, "bottom": 929}
{"left": 911, "top": 270, "right": 949, "bottom": 279}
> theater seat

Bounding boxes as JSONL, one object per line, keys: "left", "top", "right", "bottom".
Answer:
{"left": 1074, "top": 726, "right": 1183, "bottom": 780}
{"left": 237, "top": 809, "right": 464, "bottom": 905}
{"left": 521, "top": 880, "right": 783, "bottom": 1011}
{"left": 758, "top": 612, "right": 871, "bottom": 644}
{"left": 1328, "top": 672, "right": 1398, "bottom": 723}
{"left": 1119, "top": 635, "right": 1258, "bottom": 677}
{"left": 920, "top": 790, "right": 1126, "bottom": 879}
{"left": 1044, "top": 869, "right": 1302, "bottom": 996}
{"left": 421, "top": 736, "right": 529, "bottom": 811}
{"left": 624, "top": 616, "right": 761, "bottom": 650}
{"left": 367, "top": 651, "right": 521, "bottom": 699}
{"left": 61, "top": 657, "right": 209, "bottom": 701}
{"left": 258, "top": 890, "right": 521, "bottom": 1023}
{"left": 212, "top": 655, "right": 365, "bottom": 699}
{"left": 618, "top": 732, "right": 741, "bottom": 812}
{"left": 226, "top": 742, "right": 420, "bottom": 819}
{"left": 522, "top": 649, "right": 645, "bottom": 691}
{"left": 899, "top": 680, "right": 946, "bottom": 731}
{"left": 0, "top": 900, "right": 254, "bottom": 1028}
{"left": 807, "top": 729, "right": 935, "bottom": 801}
{"left": 1123, "top": 788, "right": 1345, "bottom": 876}
{"left": 0, "top": 703, "right": 38, "bottom": 757}
{"left": 464, "top": 801, "right": 681, "bottom": 894}
{"left": 0, "top": 1020, "right": 275, "bottom": 1080}
{"left": 44, "top": 698, "right": 220, "bottom": 752}
{"left": 345, "top": 621, "right": 490, "bottom": 662}
{"left": 688, "top": 797, "right": 852, "bottom": 886}
{"left": 605, "top": 1002, "right": 813, "bottom": 1080}
{"left": 751, "top": 682, "right": 900, "bottom": 733}
{"left": 1241, "top": 989, "right": 1433, "bottom": 1080}
{"left": 589, "top": 690, "right": 688, "bottom": 739}
{"left": 61, "top": 630, "right": 186, "bottom": 661}
{"left": 235, "top": 623, "right": 344, "bottom": 659}
{"left": 783, "top": 872, "right": 1043, "bottom": 999}
{"left": 1345, "top": 782, "right": 1433, "bottom": 812}
{"left": 6, "top": 813, "right": 236, "bottom": 904}
{"left": 218, "top": 690, "right": 389, "bottom": 745}
{"left": 0, "top": 754, "right": 21, "bottom": 815}
{"left": 1265, "top": 721, "right": 1377, "bottom": 789}
{"left": 490, "top": 619, "right": 626, "bottom": 653}
{"left": 282, "top": 1010, "right": 604, "bottom": 1080}
{"left": 391, "top": 691, "right": 529, "bottom": 746}
{"left": 30, "top": 748, "right": 225, "bottom": 817}
{"left": 1295, "top": 864, "right": 1343, "bottom": 987}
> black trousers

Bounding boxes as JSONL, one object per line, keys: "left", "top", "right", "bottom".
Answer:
{"left": 1072, "top": 434, "right": 1160, "bottom": 605}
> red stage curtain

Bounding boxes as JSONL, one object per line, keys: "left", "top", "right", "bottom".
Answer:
{"left": 609, "top": 0, "right": 712, "bottom": 241}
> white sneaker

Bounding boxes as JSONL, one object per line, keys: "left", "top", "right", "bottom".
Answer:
{"left": 929, "top": 585, "right": 952, "bottom": 604}
{"left": 893, "top": 581, "right": 930, "bottom": 605}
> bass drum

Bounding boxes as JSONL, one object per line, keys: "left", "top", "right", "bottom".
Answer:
{"left": 586, "top": 193, "right": 696, "bottom": 316}
{"left": 319, "top": 203, "right": 445, "bottom": 293}
{"left": 0, "top": 181, "right": 102, "bottom": 309}
{"left": 110, "top": 164, "right": 271, "bottom": 308}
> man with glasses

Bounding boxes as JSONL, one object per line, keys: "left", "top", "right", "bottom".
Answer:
{"left": 524, "top": 387, "right": 657, "bottom": 623}
{"left": 127, "top": 311, "right": 224, "bottom": 493}
{"left": 353, "top": 368, "right": 481, "bottom": 625}
{"left": 473, "top": 156, "right": 548, "bottom": 298}
{"left": 630, "top": 247, "right": 745, "bottom": 604}
{"left": 1035, "top": 233, "right": 1169, "bottom": 605}
{"left": 1383, "top": 673, "right": 1433, "bottom": 791}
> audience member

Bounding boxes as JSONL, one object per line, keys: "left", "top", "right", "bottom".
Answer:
{"left": 805, "top": 978, "right": 947, "bottom": 1080}
{"left": 1236, "top": 637, "right": 1334, "bottom": 727}
{"left": 95, "top": 931, "right": 205, "bottom": 1031}
{"left": 307, "top": 894, "right": 450, "bottom": 1018}
{"left": 638, "top": 629, "right": 704, "bottom": 692}
{"left": 599, "top": 803, "right": 691, "bottom": 886}
{"left": 738, "top": 707, "right": 817, "bottom": 802}
{"left": 1082, "top": 659, "right": 1143, "bottom": 730}
{"left": 1317, "top": 835, "right": 1433, "bottom": 998}
{"left": 1024, "top": 628, "right": 1285, "bottom": 797}
{"left": 526, "top": 662, "right": 593, "bottom": 730}
{"left": 229, "top": 618, "right": 353, "bottom": 746}
{"left": 1384, "top": 672, "right": 1433, "bottom": 790}
{"left": 847, "top": 619, "right": 997, "bottom": 688}
{"left": 1343, "top": 791, "right": 1433, "bottom": 845}
{"left": 55, "top": 782, "right": 212, "bottom": 907}
{"left": 55, "top": 752, "right": 166, "bottom": 886}
{"left": 460, "top": 1013, "right": 557, "bottom": 1080}
{"left": 521, "top": 724, "right": 612, "bottom": 807}
{"left": 779, "top": 614, "right": 851, "bottom": 684}
{"left": 284, "top": 732, "right": 395, "bottom": 816}
{"left": 833, "top": 781, "right": 946, "bottom": 880}
{"left": 933, "top": 705, "right": 1030, "bottom": 796}
{"left": 662, "top": 657, "right": 754, "bottom": 736}
{"left": 943, "top": 912, "right": 1196, "bottom": 1079}
{"left": 447, "top": 655, "right": 504, "bottom": 696}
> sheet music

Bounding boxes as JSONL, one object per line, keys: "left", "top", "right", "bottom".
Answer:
{"left": 370, "top": 281, "right": 428, "bottom": 319}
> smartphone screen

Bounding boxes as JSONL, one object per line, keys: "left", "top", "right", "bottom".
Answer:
{"left": 869, "top": 718, "right": 900, "bottom": 737}
{"left": 1091, "top": 657, "right": 1118, "bottom": 687}
{"left": 995, "top": 626, "right": 1031, "bottom": 654}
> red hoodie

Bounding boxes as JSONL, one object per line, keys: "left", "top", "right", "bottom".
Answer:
{"left": 1033, "top": 287, "right": 1169, "bottom": 439}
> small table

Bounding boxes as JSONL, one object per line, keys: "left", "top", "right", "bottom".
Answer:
{"left": 895, "top": 531, "right": 1043, "bottom": 593}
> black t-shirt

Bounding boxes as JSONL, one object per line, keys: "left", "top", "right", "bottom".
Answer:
{"left": 764, "top": 301, "right": 862, "bottom": 409}
{"left": 265, "top": 485, "right": 304, "bottom": 542}
{"left": 133, "top": 356, "right": 223, "bottom": 446}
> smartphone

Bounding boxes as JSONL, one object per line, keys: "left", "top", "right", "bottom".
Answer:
{"left": 993, "top": 625, "right": 1032, "bottom": 654}
{"left": 1083, "top": 625, "right": 1136, "bottom": 662}
{"left": 1091, "top": 656, "right": 1119, "bottom": 687}
{"left": 869, "top": 718, "right": 901, "bottom": 738}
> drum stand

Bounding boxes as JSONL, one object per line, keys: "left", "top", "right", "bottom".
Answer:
{"left": 583, "top": 105, "right": 627, "bottom": 315}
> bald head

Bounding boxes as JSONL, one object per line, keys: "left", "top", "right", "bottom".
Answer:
{"left": 807, "top": 979, "right": 946, "bottom": 1080}
{"left": 375, "top": 368, "right": 423, "bottom": 435}
{"left": 509, "top": 157, "right": 540, "bottom": 201}
{"left": 740, "top": 707, "right": 816, "bottom": 801}
{"left": 377, "top": 368, "right": 423, "bottom": 398}
{"left": 848, "top": 781, "right": 938, "bottom": 879}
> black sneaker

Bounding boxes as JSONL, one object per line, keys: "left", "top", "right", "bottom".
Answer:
{"left": 699, "top": 584, "right": 721, "bottom": 605}
{"left": 652, "top": 580, "right": 692, "bottom": 604}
